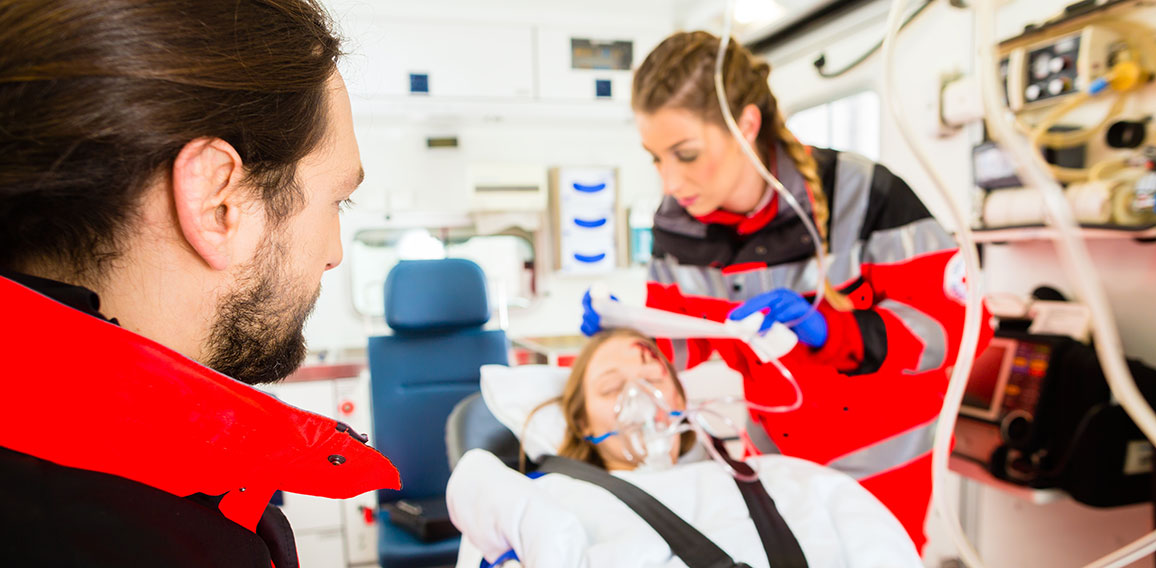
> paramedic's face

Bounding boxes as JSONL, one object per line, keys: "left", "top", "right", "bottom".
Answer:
{"left": 637, "top": 107, "right": 749, "bottom": 217}
{"left": 204, "top": 73, "right": 361, "bottom": 385}
{"left": 583, "top": 336, "right": 685, "bottom": 470}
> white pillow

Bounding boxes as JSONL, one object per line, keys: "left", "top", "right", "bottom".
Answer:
{"left": 480, "top": 364, "right": 572, "bottom": 461}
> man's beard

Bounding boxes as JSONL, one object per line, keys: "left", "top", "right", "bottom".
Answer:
{"left": 203, "top": 242, "right": 320, "bottom": 385}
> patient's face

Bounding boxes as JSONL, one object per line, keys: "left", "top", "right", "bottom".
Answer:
{"left": 582, "top": 336, "right": 685, "bottom": 470}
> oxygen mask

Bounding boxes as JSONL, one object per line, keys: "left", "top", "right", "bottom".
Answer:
{"left": 586, "top": 378, "right": 688, "bottom": 471}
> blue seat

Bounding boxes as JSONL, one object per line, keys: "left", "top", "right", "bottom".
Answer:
{"left": 369, "top": 258, "right": 509, "bottom": 568}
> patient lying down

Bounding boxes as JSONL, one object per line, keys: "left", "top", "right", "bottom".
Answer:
{"left": 447, "top": 329, "right": 921, "bottom": 568}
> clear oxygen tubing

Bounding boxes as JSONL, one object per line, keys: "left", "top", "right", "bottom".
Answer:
{"left": 975, "top": 0, "right": 1156, "bottom": 566}
{"left": 716, "top": 0, "right": 828, "bottom": 323}
{"left": 879, "top": 0, "right": 988, "bottom": 566}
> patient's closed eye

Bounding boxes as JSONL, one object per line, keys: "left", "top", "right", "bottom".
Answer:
{"left": 598, "top": 375, "right": 626, "bottom": 396}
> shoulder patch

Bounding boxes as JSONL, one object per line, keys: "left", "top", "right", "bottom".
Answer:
{"left": 943, "top": 251, "right": 967, "bottom": 305}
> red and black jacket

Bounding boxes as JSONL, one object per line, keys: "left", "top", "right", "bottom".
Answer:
{"left": 646, "top": 146, "right": 992, "bottom": 550}
{"left": 0, "top": 273, "right": 400, "bottom": 567}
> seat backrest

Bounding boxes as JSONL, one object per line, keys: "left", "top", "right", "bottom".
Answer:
{"left": 369, "top": 259, "right": 508, "bottom": 503}
{"left": 445, "top": 392, "right": 521, "bottom": 471}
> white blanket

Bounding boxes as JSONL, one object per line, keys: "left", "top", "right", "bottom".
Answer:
{"left": 448, "top": 449, "right": 921, "bottom": 568}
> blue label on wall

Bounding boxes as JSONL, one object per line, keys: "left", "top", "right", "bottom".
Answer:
{"left": 573, "top": 252, "right": 607, "bottom": 263}
{"left": 571, "top": 182, "right": 606, "bottom": 193}
{"left": 409, "top": 73, "right": 429, "bottom": 94}
{"left": 573, "top": 217, "right": 608, "bottom": 228}
{"left": 595, "top": 79, "right": 612, "bottom": 98}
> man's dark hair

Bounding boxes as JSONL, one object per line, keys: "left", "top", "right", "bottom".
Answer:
{"left": 0, "top": 0, "right": 342, "bottom": 282}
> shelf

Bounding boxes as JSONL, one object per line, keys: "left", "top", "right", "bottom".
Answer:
{"left": 949, "top": 455, "right": 1069, "bottom": 505}
{"left": 970, "top": 224, "right": 1156, "bottom": 243}
{"left": 347, "top": 94, "right": 635, "bottom": 124}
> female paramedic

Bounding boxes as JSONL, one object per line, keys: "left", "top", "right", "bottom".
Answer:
{"left": 581, "top": 30, "right": 990, "bottom": 551}
{"left": 447, "top": 329, "right": 921, "bottom": 567}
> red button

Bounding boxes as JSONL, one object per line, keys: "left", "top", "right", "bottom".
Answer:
{"left": 340, "top": 401, "right": 355, "bottom": 415}
{"left": 361, "top": 506, "right": 376, "bottom": 525}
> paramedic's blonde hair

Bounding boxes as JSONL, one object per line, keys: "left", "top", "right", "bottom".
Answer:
{"left": 632, "top": 31, "right": 851, "bottom": 309}
{"left": 632, "top": 30, "right": 826, "bottom": 242}
{"left": 520, "top": 329, "right": 695, "bottom": 472}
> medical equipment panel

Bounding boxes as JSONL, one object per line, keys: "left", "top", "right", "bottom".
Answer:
{"left": 955, "top": 328, "right": 1156, "bottom": 507}
{"left": 975, "top": 3, "right": 1156, "bottom": 233}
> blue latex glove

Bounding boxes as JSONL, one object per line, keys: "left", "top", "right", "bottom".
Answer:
{"left": 728, "top": 288, "right": 828, "bottom": 348}
{"left": 580, "top": 289, "right": 617, "bottom": 337}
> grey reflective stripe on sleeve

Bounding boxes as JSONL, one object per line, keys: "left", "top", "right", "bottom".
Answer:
{"left": 825, "top": 418, "right": 937, "bottom": 480}
{"left": 828, "top": 152, "right": 874, "bottom": 255}
{"left": 653, "top": 253, "right": 862, "bottom": 303}
{"left": 745, "top": 416, "right": 782, "bottom": 455}
{"left": 862, "top": 217, "right": 957, "bottom": 265}
{"left": 648, "top": 257, "right": 675, "bottom": 285}
{"left": 669, "top": 338, "right": 690, "bottom": 371}
{"left": 672, "top": 264, "right": 727, "bottom": 298}
{"left": 878, "top": 299, "right": 948, "bottom": 374}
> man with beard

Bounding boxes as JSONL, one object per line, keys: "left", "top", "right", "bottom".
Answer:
{"left": 0, "top": 1, "right": 400, "bottom": 566}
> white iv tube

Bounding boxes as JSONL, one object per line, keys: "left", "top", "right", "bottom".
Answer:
{"left": 716, "top": 0, "right": 829, "bottom": 323}
{"left": 880, "top": 0, "right": 987, "bottom": 566}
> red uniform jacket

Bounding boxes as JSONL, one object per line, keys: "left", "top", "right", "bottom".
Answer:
{"left": 646, "top": 146, "right": 992, "bottom": 551}
{"left": 0, "top": 275, "right": 400, "bottom": 566}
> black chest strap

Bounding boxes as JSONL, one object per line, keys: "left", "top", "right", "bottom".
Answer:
{"left": 538, "top": 443, "right": 808, "bottom": 568}
{"left": 710, "top": 437, "right": 809, "bottom": 568}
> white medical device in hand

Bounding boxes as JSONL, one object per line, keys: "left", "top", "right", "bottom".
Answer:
{"left": 587, "top": 283, "right": 798, "bottom": 362}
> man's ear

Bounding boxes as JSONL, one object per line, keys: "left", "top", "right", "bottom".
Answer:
{"left": 171, "top": 137, "right": 246, "bottom": 271}
{"left": 738, "top": 104, "right": 763, "bottom": 146}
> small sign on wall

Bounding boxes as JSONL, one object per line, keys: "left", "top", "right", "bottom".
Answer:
{"left": 551, "top": 166, "right": 618, "bottom": 275}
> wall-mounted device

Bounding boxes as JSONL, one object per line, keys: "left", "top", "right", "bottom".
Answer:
{"left": 550, "top": 166, "right": 619, "bottom": 274}
{"left": 468, "top": 164, "right": 548, "bottom": 212}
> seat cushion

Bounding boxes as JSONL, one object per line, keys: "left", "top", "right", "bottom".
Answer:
{"left": 386, "top": 259, "right": 490, "bottom": 332}
{"left": 378, "top": 519, "right": 460, "bottom": 568}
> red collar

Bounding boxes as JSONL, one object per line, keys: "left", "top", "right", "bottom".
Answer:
{"left": 0, "top": 277, "right": 399, "bottom": 531}
{"left": 695, "top": 193, "right": 780, "bottom": 235}
{"left": 693, "top": 145, "right": 818, "bottom": 236}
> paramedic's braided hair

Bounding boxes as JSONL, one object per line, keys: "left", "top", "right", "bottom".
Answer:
{"left": 632, "top": 30, "right": 829, "bottom": 248}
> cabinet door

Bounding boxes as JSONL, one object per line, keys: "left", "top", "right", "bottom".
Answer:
{"left": 294, "top": 530, "right": 347, "bottom": 568}
{"left": 345, "top": 18, "right": 534, "bottom": 99}
{"left": 263, "top": 381, "right": 345, "bottom": 532}
{"left": 536, "top": 26, "right": 666, "bottom": 103}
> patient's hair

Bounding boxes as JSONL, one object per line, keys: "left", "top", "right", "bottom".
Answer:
{"left": 0, "top": 0, "right": 341, "bottom": 284}
{"left": 521, "top": 329, "right": 696, "bottom": 471}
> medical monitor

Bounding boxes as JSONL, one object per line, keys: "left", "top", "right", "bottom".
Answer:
{"left": 960, "top": 337, "right": 1017, "bottom": 421}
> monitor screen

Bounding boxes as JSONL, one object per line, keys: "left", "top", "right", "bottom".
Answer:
{"left": 961, "top": 337, "right": 1015, "bottom": 419}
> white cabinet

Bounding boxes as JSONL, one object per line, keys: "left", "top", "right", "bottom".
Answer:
{"left": 344, "top": 18, "right": 534, "bottom": 100}
{"left": 535, "top": 26, "right": 667, "bottom": 103}
{"left": 260, "top": 373, "right": 379, "bottom": 568}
